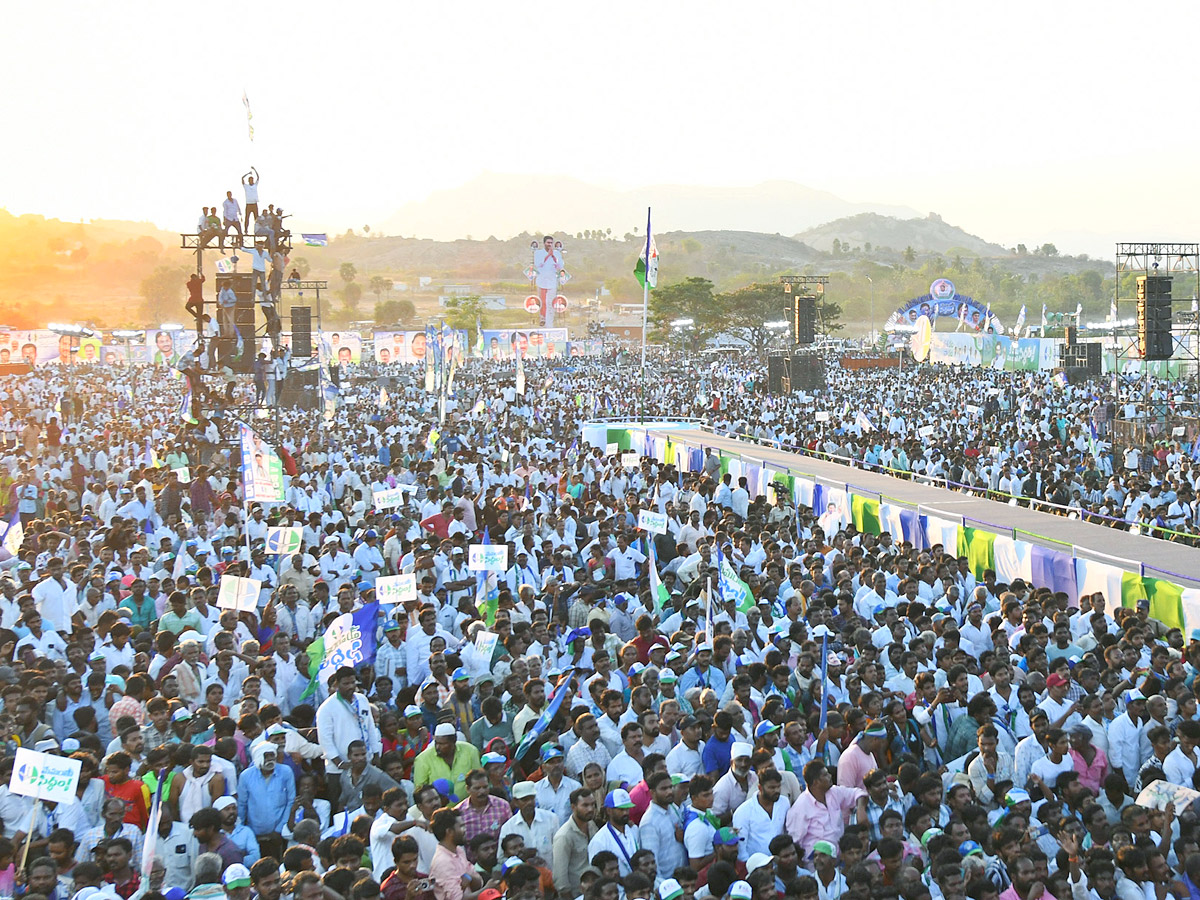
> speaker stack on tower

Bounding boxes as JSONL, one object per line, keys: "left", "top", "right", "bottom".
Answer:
{"left": 1136, "top": 274, "right": 1174, "bottom": 361}
{"left": 1058, "top": 341, "right": 1101, "bottom": 376}
{"left": 290, "top": 306, "right": 312, "bottom": 358}
{"left": 790, "top": 353, "right": 827, "bottom": 392}
{"left": 215, "top": 272, "right": 257, "bottom": 372}
{"left": 793, "top": 296, "right": 816, "bottom": 346}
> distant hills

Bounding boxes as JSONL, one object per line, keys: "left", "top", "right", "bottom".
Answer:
{"left": 380, "top": 173, "right": 923, "bottom": 241}
{"left": 795, "top": 212, "right": 1011, "bottom": 257}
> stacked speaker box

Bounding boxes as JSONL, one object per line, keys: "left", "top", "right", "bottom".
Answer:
{"left": 1137, "top": 275, "right": 1174, "bottom": 360}
{"left": 1058, "top": 342, "right": 1101, "bottom": 376}
{"left": 1065, "top": 325, "right": 1077, "bottom": 348}
{"left": 215, "top": 272, "right": 257, "bottom": 372}
{"left": 278, "top": 370, "right": 319, "bottom": 409}
{"left": 791, "top": 353, "right": 827, "bottom": 392}
{"left": 291, "top": 306, "right": 312, "bottom": 358}
{"left": 767, "top": 353, "right": 791, "bottom": 394}
{"left": 793, "top": 296, "right": 816, "bottom": 345}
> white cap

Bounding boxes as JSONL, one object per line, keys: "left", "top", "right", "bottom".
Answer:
{"left": 512, "top": 781, "right": 537, "bottom": 799}
{"left": 214, "top": 795, "right": 237, "bottom": 811}
{"left": 434, "top": 723, "right": 457, "bottom": 738}
{"left": 731, "top": 742, "right": 754, "bottom": 759}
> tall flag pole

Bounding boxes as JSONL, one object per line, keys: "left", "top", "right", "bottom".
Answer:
{"left": 634, "top": 207, "right": 658, "bottom": 423}
{"left": 814, "top": 624, "right": 831, "bottom": 730}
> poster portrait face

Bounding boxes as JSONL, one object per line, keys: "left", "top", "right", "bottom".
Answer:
{"left": 338, "top": 347, "right": 352, "bottom": 364}
{"left": 156, "top": 331, "right": 175, "bottom": 354}
{"left": 22, "top": 344, "right": 36, "bottom": 364}
{"left": 379, "top": 348, "right": 391, "bottom": 364}
{"left": 411, "top": 333, "right": 427, "bottom": 359}
{"left": 58, "top": 335, "right": 73, "bottom": 362}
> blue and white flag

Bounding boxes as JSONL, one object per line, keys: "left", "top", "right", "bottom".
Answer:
{"left": 1, "top": 512, "right": 22, "bottom": 557}
{"left": 512, "top": 669, "right": 576, "bottom": 764}
{"left": 302, "top": 234, "right": 328, "bottom": 247}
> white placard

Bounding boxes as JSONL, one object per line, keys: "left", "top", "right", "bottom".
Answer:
{"left": 474, "top": 630, "right": 499, "bottom": 660}
{"left": 217, "top": 575, "right": 261, "bottom": 611}
{"left": 965, "top": 404, "right": 982, "bottom": 415}
{"left": 377, "top": 573, "right": 417, "bottom": 605}
{"left": 469, "top": 544, "right": 509, "bottom": 572}
{"left": 265, "top": 526, "right": 303, "bottom": 555}
{"left": 620, "top": 452, "right": 639, "bottom": 468}
{"left": 606, "top": 443, "right": 619, "bottom": 456}
{"left": 814, "top": 411, "right": 830, "bottom": 422}
{"left": 374, "top": 487, "right": 405, "bottom": 510}
{"left": 10, "top": 747, "right": 82, "bottom": 803}
{"left": 172, "top": 466, "right": 190, "bottom": 482}
{"left": 638, "top": 510, "right": 668, "bottom": 534}
{"left": 1173, "top": 426, "right": 1187, "bottom": 437}
{"left": 918, "top": 425, "right": 937, "bottom": 438}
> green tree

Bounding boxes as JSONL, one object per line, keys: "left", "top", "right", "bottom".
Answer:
{"left": 139, "top": 264, "right": 190, "bottom": 321}
{"left": 368, "top": 275, "right": 389, "bottom": 302}
{"left": 375, "top": 298, "right": 416, "bottom": 325}
{"left": 294, "top": 257, "right": 311, "bottom": 278}
{"left": 648, "top": 277, "right": 720, "bottom": 347}
{"left": 1039, "top": 243, "right": 1059, "bottom": 257}
{"left": 903, "top": 246, "right": 916, "bottom": 264}
{"left": 443, "top": 295, "right": 489, "bottom": 344}
{"left": 831, "top": 238, "right": 842, "bottom": 256}
{"left": 339, "top": 262, "right": 358, "bottom": 284}
{"left": 717, "top": 282, "right": 791, "bottom": 354}
{"left": 817, "top": 297, "right": 844, "bottom": 335}
{"left": 342, "top": 282, "right": 363, "bottom": 308}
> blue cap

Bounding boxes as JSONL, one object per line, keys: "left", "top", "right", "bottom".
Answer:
{"left": 754, "top": 721, "right": 781, "bottom": 739}
{"left": 431, "top": 778, "right": 458, "bottom": 802}
{"left": 451, "top": 668, "right": 470, "bottom": 682}
{"left": 357, "top": 581, "right": 373, "bottom": 593}
{"left": 364, "top": 529, "right": 379, "bottom": 540}
{"left": 389, "top": 514, "right": 401, "bottom": 522}
{"left": 383, "top": 620, "right": 400, "bottom": 632}
{"left": 541, "top": 745, "right": 564, "bottom": 762}
{"left": 482, "top": 752, "right": 507, "bottom": 766}
{"left": 959, "top": 840, "right": 984, "bottom": 858}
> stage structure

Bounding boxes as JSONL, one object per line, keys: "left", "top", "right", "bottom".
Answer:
{"left": 779, "top": 275, "right": 830, "bottom": 346}
{"left": 1114, "top": 242, "right": 1200, "bottom": 402}
{"left": 178, "top": 228, "right": 328, "bottom": 441}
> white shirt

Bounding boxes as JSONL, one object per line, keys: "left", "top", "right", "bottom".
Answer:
{"left": 731, "top": 794, "right": 789, "bottom": 860}
{"left": 587, "top": 821, "right": 641, "bottom": 876}
{"left": 499, "top": 808, "right": 560, "bottom": 861}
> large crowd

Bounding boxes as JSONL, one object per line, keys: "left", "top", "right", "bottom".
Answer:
{"left": 0, "top": 346, "right": 1197, "bottom": 900}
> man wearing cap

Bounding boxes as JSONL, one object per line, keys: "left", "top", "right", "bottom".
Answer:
{"left": 499, "top": 781, "right": 559, "bottom": 862}
{"left": 317, "top": 666, "right": 382, "bottom": 798}
{"left": 680, "top": 643, "right": 726, "bottom": 699}
{"left": 220, "top": 863, "right": 253, "bottom": 900}
{"left": 1107, "top": 690, "right": 1149, "bottom": 787}
{"left": 1038, "top": 672, "right": 1082, "bottom": 731}
{"left": 665, "top": 715, "right": 705, "bottom": 777}
{"left": 237, "top": 741, "right": 294, "bottom": 860}
{"left": 533, "top": 746, "right": 579, "bottom": 823}
{"left": 712, "top": 743, "right": 756, "bottom": 822}
{"left": 810, "top": 841, "right": 846, "bottom": 900}
{"left": 413, "top": 723, "right": 482, "bottom": 799}
{"left": 587, "top": 790, "right": 640, "bottom": 876}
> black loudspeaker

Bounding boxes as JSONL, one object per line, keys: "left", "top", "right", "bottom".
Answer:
{"left": 1137, "top": 297, "right": 1173, "bottom": 360}
{"left": 216, "top": 273, "right": 257, "bottom": 371}
{"left": 767, "top": 353, "right": 791, "bottom": 394}
{"left": 1065, "top": 325, "right": 1077, "bottom": 348}
{"left": 279, "top": 370, "right": 319, "bottom": 409}
{"left": 793, "top": 296, "right": 816, "bottom": 345}
{"left": 1137, "top": 275, "right": 1173, "bottom": 300}
{"left": 790, "top": 353, "right": 827, "bottom": 392}
{"left": 291, "top": 306, "right": 312, "bottom": 358}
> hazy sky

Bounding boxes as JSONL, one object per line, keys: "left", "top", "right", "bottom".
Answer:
{"left": 5, "top": 1, "right": 1198, "bottom": 255}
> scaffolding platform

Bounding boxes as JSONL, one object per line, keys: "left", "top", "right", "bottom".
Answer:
{"left": 180, "top": 233, "right": 292, "bottom": 252}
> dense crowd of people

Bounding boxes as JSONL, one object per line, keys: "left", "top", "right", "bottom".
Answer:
{"left": 0, "top": 347, "right": 1197, "bottom": 900}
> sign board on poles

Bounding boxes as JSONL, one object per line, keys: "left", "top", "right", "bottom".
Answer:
{"left": 265, "top": 526, "right": 303, "bottom": 555}
{"left": 469, "top": 544, "right": 508, "bottom": 572}
{"left": 638, "top": 510, "right": 668, "bottom": 535}
{"left": 10, "top": 747, "right": 81, "bottom": 803}
{"left": 376, "top": 573, "right": 417, "bottom": 605}
{"left": 217, "top": 575, "right": 261, "bottom": 611}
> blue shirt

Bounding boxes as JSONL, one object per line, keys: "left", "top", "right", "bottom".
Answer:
{"left": 225, "top": 823, "right": 261, "bottom": 866}
{"left": 701, "top": 734, "right": 735, "bottom": 777}
{"left": 237, "top": 764, "right": 295, "bottom": 836}
{"left": 679, "top": 664, "right": 726, "bottom": 699}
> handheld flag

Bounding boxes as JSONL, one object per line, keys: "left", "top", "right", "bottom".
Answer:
{"left": 301, "top": 601, "right": 380, "bottom": 699}
{"left": 1014, "top": 304, "right": 1027, "bottom": 338}
{"left": 302, "top": 234, "right": 328, "bottom": 247}
{"left": 378, "top": 387, "right": 389, "bottom": 408}
{"left": 242, "top": 90, "right": 254, "bottom": 141}
{"left": 178, "top": 384, "right": 199, "bottom": 425}
{"left": 634, "top": 208, "right": 658, "bottom": 290}
{"left": 1, "top": 512, "right": 23, "bottom": 557}
{"left": 512, "top": 669, "right": 576, "bottom": 764}
{"left": 647, "top": 537, "right": 670, "bottom": 610}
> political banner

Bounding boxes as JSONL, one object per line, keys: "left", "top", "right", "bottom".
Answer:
{"left": 480, "top": 328, "right": 568, "bottom": 359}
{"left": 638, "top": 509, "right": 668, "bottom": 535}
{"left": 376, "top": 574, "right": 417, "bottom": 605}
{"left": 885, "top": 282, "right": 1002, "bottom": 334}
{"left": 469, "top": 544, "right": 508, "bottom": 572}
{"left": 374, "top": 330, "right": 467, "bottom": 364}
{"left": 321, "top": 331, "right": 363, "bottom": 365}
{"left": 240, "top": 425, "right": 285, "bottom": 503}
{"left": 217, "top": 575, "right": 261, "bottom": 612}
{"left": 315, "top": 602, "right": 380, "bottom": 688}
{"left": 147, "top": 330, "right": 183, "bottom": 367}
{"left": 265, "top": 526, "right": 303, "bottom": 555}
{"left": 10, "top": 747, "right": 82, "bottom": 803}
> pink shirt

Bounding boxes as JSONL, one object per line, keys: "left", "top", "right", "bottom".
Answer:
{"left": 1000, "top": 888, "right": 1057, "bottom": 900}
{"left": 429, "top": 844, "right": 472, "bottom": 900}
{"left": 836, "top": 742, "right": 880, "bottom": 790}
{"left": 785, "top": 785, "right": 866, "bottom": 857}
{"left": 1069, "top": 746, "right": 1109, "bottom": 795}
